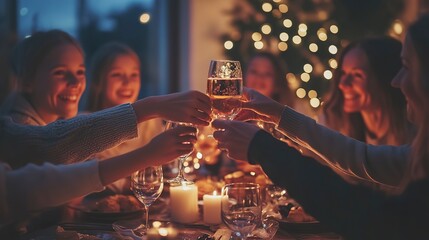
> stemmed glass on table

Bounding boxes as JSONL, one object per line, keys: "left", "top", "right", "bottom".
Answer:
{"left": 131, "top": 166, "right": 164, "bottom": 235}
{"left": 207, "top": 60, "right": 243, "bottom": 120}
{"left": 221, "top": 183, "right": 262, "bottom": 240}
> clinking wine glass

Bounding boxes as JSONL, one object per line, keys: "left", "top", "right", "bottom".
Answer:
{"left": 165, "top": 121, "right": 195, "bottom": 185}
{"left": 131, "top": 166, "right": 164, "bottom": 235}
{"left": 207, "top": 60, "right": 243, "bottom": 120}
{"left": 221, "top": 183, "right": 262, "bottom": 240}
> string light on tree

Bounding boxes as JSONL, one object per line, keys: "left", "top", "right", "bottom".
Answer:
{"left": 296, "top": 88, "right": 306, "bottom": 98}
{"left": 283, "top": 19, "right": 292, "bottom": 28}
{"left": 303, "top": 64, "right": 313, "bottom": 73}
{"left": 278, "top": 42, "right": 288, "bottom": 51}
{"left": 221, "top": 0, "right": 403, "bottom": 110}
{"left": 308, "top": 90, "right": 318, "bottom": 98}
{"left": 309, "top": 43, "right": 318, "bottom": 52}
{"left": 262, "top": 3, "right": 273, "bottom": 12}
{"left": 279, "top": 4, "right": 288, "bottom": 13}
{"left": 301, "top": 73, "right": 310, "bottom": 82}
{"left": 261, "top": 24, "right": 272, "bottom": 34}
{"left": 329, "top": 58, "right": 338, "bottom": 69}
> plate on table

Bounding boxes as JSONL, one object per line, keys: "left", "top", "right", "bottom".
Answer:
{"left": 68, "top": 194, "right": 167, "bottom": 223}
{"left": 277, "top": 207, "right": 330, "bottom": 233}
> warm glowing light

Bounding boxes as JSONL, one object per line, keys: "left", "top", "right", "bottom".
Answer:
{"left": 298, "top": 29, "right": 307, "bottom": 37}
{"left": 278, "top": 42, "right": 288, "bottom": 51}
{"left": 273, "top": 0, "right": 281, "bottom": 2}
{"left": 194, "top": 163, "right": 200, "bottom": 169}
{"left": 329, "top": 59, "right": 338, "bottom": 69}
{"left": 196, "top": 152, "right": 203, "bottom": 159}
{"left": 324, "top": 70, "right": 333, "bottom": 80}
{"left": 159, "top": 228, "right": 168, "bottom": 236}
{"left": 283, "top": 19, "right": 292, "bottom": 28}
{"left": 183, "top": 161, "right": 189, "bottom": 167}
{"left": 279, "top": 32, "right": 289, "bottom": 41}
{"left": 303, "top": 64, "right": 313, "bottom": 73}
{"left": 330, "top": 25, "right": 339, "bottom": 34}
{"left": 328, "top": 45, "right": 338, "bottom": 55}
{"left": 262, "top": 3, "right": 273, "bottom": 12}
{"left": 298, "top": 23, "right": 308, "bottom": 31}
{"left": 292, "top": 36, "right": 302, "bottom": 44}
{"left": 317, "top": 28, "right": 328, "bottom": 41}
{"left": 301, "top": 73, "right": 310, "bottom": 82}
{"left": 310, "top": 98, "right": 321, "bottom": 108}
{"left": 279, "top": 4, "right": 288, "bottom": 13}
{"left": 296, "top": 88, "right": 306, "bottom": 98}
{"left": 308, "top": 90, "right": 317, "bottom": 98}
{"left": 318, "top": 33, "right": 328, "bottom": 41}
{"left": 254, "top": 41, "right": 264, "bottom": 49}
{"left": 153, "top": 221, "right": 162, "bottom": 228}
{"left": 309, "top": 43, "right": 318, "bottom": 52}
{"left": 393, "top": 20, "right": 403, "bottom": 35}
{"left": 261, "top": 25, "right": 272, "bottom": 34}
{"left": 224, "top": 41, "right": 233, "bottom": 50}
{"left": 139, "top": 13, "right": 150, "bottom": 23}
{"left": 184, "top": 166, "right": 191, "bottom": 173}
{"left": 252, "top": 32, "right": 262, "bottom": 41}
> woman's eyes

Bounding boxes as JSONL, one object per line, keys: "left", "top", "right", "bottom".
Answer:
{"left": 52, "top": 68, "right": 86, "bottom": 77}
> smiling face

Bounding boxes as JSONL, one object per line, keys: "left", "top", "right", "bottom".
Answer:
{"left": 245, "top": 57, "right": 276, "bottom": 98}
{"left": 28, "top": 43, "right": 86, "bottom": 123}
{"left": 391, "top": 35, "right": 423, "bottom": 125}
{"left": 101, "top": 54, "right": 141, "bottom": 108}
{"left": 338, "top": 47, "right": 374, "bottom": 113}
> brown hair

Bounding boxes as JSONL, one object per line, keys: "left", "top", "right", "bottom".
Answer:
{"left": 11, "top": 30, "right": 83, "bottom": 92}
{"left": 406, "top": 13, "right": 429, "bottom": 183}
{"left": 87, "top": 42, "right": 140, "bottom": 112}
{"left": 323, "top": 36, "right": 410, "bottom": 145}
{"left": 244, "top": 52, "right": 294, "bottom": 106}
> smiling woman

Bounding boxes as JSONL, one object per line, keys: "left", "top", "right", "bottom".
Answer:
{"left": 323, "top": 36, "right": 414, "bottom": 146}
{"left": 1, "top": 29, "right": 86, "bottom": 126}
{"left": 86, "top": 42, "right": 164, "bottom": 193}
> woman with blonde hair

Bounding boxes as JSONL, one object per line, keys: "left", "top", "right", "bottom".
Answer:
{"left": 86, "top": 42, "right": 163, "bottom": 163}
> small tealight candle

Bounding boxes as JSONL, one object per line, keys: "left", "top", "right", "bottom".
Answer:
{"left": 146, "top": 221, "right": 178, "bottom": 240}
{"left": 203, "top": 190, "right": 222, "bottom": 224}
{"left": 170, "top": 183, "right": 199, "bottom": 223}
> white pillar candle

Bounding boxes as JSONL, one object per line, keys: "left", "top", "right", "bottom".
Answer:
{"left": 170, "top": 183, "right": 199, "bottom": 223}
{"left": 203, "top": 191, "right": 222, "bottom": 225}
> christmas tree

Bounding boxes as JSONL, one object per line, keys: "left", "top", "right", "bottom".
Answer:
{"left": 221, "top": 0, "right": 404, "bottom": 110}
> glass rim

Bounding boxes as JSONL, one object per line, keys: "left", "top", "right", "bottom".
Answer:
{"left": 223, "top": 182, "right": 260, "bottom": 190}
{"left": 209, "top": 59, "right": 241, "bottom": 63}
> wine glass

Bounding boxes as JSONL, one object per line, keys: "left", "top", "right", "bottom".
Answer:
{"left": 165, "top": 121, "right": 195, "bottom": 185}
{"left": 131, "top": 166, "right": 164, "bottom": 235}
{"left": 207, "top": 60, "right": 243, "bottom": 120}
{"left": 221, "top": 183, "right": 262, "bottom": 240}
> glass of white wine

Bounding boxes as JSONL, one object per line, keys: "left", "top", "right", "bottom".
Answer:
{"left": 131, "top": 166, "right": 164, "bottom": 235}
{"left": 221, "top": 183, "right": 262, "bottom": 240}
{"left": 207, "top": 60, "right": 243, "bottom": 120}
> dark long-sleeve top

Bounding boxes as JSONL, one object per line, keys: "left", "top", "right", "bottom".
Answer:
{"left": 249, "top": 130, "right": 429, "bottom": 240}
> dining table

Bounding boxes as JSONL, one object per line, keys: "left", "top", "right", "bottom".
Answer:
{"left": 19, "top": 183, "right": 343, "bottom": 240}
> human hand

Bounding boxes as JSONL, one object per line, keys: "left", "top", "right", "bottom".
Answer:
{"left": 212, "top": 119, "right": 261, "bottom": 162}
{"left": 133, "top": 90, "right": 211, "bottom": 125}
{"left": 234, "top": 87, "right": 284, "bottom": 124}
{"left": 145, "top": 126, "right": 197, "bottom": 165}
